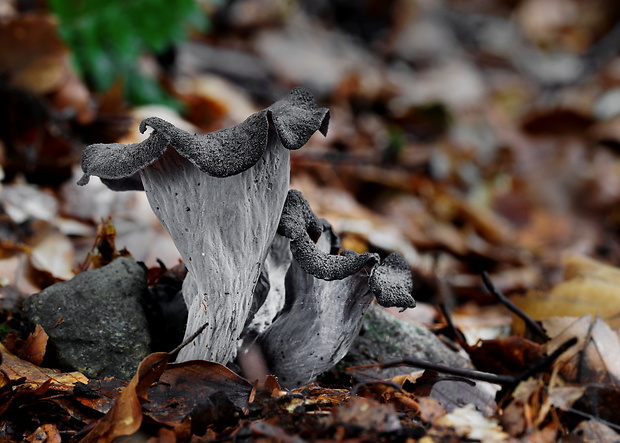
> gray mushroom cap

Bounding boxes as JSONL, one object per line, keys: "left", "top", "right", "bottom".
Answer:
{"left": 76, "top": 87, "right": 331, "bottom": 366}
{"left": 78, "top": 87, "right": 330, "bottom": 189}
{"left": 277, "top": 189, "right": 416, "bottom": 309}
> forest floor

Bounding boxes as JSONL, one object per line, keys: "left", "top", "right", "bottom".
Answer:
{"left": 1, "top": 0, "right": 620, "bottom": 441}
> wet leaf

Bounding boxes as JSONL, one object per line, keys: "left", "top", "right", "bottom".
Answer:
{"left": 18, "top": 324, "right": 48, "bottom": 366}
{"left": 144, "top": 359, "right": 253, "bottom": 427}
{"left": 0, "top": 342, "right": 87, "bottom": 391}
{"left": 80, "top": 352, "right": 169, "bottom": 442}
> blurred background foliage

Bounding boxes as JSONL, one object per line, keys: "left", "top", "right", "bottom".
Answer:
{"left": 48, "top": 0, "right": 212, "bottom": 108}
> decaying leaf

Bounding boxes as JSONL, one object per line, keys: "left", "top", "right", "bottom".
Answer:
{"left": 0, "top": 13, "right": 69, "bottom": 94}
{"left": 331, "top": 396, "right": 401, "bottom": 433}
{"left": 144, "top": 359, "right": 253, "bottom": 428}
{"left": 18, "top": 324, "right": 48, "bottom": 366}
{"left": 429, "top": 404, "right": 510, "bottom": 442}
{"left": 544, "top": 315, "right": 620, "bottom": 385}
{"left": 467, "top": 337, "right": 546, "bottom": 376}
{"left": 511, "top": 254, "right": 620, "bottom": 333}
{"left": 566, "top": 419, "right": 620, "bottom": 442}
{"left": 0, "top": 342, "right": 87, "bottom": 391}
{"left": 81, "top": 352, "right": 169, "bottom": 442}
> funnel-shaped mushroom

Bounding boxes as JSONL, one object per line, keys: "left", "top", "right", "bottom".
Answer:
{"left": 79, "top": 88, "right": 329, "bottom": 363}
{"left": 257, "top": 190, "right": 415, "bottom": 386}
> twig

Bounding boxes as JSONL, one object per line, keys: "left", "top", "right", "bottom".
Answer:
{"left": 354, "top": 359, "right": 515, "bottom": 385}
{"left": 169, "top": 321, "right": 210, "bottom": 356}
{"left": 566, "top": 407, "right": 620, "bottom": 433}
{"left": 512, "top": 337, "right": 577, "bottom": 384}
{"left": 351, "top": 380, "right": 403, "bottom": 396}
{"left": 348, "top": 337, "right": 577, "bottom": 387}
{"left": 438, "top": 303, "right": 468, "bottom": 346}
{"left": 481, "top": 271, "right": 549, "bottom": 341}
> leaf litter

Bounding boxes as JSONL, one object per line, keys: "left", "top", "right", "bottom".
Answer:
{"left": 2, "top": 0, "right": 620, "bottom": 441}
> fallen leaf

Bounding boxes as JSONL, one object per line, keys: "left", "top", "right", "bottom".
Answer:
{"left": 26, "top": 423, "right": 62, "bottom": 443}
{"left": 0, "top": 342, "right": 87, "bottom": 391}
{"left": 430, "top": 404, "right": 510, "bottom": 442}
{"left": 18, "top": 324, "right": 48, "bottom": 366}
{"left": 332, "top": 396, "right": 401, "bottom": 433}
{"left": 467, "top": 337, "right": 546, "bottom": 376}
{"left": 80, "top": 352, "right": 169, "bottom": 442}
{"left": 512, "top": 254, "right": 620, "bottom": 333}
{"left": 565, "top": 419, "right": 620, "bottom": 442}
{"left": 144, "top": 359, "right": 253, "bottom": 427}
{"left": 544, "top": 315, "right": 620, "bottom": 385}
{"left": 0, "top": 13, "right": 69, "bottom": 94}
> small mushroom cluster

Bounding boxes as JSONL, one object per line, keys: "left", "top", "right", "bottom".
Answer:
{"left": 79, "top": 87, "right": 415, "bottom": 386}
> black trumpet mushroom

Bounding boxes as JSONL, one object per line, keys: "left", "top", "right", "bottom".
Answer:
{"left": 78, "top": 87, "right": 415, "bottom": 384}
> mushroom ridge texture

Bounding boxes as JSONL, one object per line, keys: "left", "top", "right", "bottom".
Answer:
{"left": 78, "top": 87, "right": 416, "bottom": 382}
{"left": 79, "top": 88, "right": 330, "bottom": 364}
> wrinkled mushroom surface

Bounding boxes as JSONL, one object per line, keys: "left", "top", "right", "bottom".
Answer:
{"left": 79, "top": 88, "right": 330, "bottom": 364}
{"left": 258, "top": 225, "right": 376, "bottom": 387}
{"left": 277, "top": 190, "right": 416, "bottom": 309}
{"left": 78, "top": 87, "right": 415, "bottom": 379}
{"left": 257, "top": 193, "right": 415, "bottom": 386}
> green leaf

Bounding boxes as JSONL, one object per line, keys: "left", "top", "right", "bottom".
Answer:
{"left": 49, "top": 0, "right": 212, "bottom": 106}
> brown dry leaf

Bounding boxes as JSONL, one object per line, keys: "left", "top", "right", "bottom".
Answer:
{"left": 451, "top": 302, "right": 514, "bottom": 345}
{"left": 85, "top": 218, "right": 129, "bottom": 270}
{"left": 18, "top": 324, "right": 48, "bottom": 366}
{"left": 0, "top": 253, "right": 41, "bottom": 298}
{"left": 72, "top": 378, "right": 126, "bottom": 415}
{"left": 544, "top": 315, "right": 620, "bottom": 385}
{"left": 144, "top": 359, "right": 253, "bottom": 427}
{"left": 48, "top": 69, "right": 95, "bottom": 125}
{"left": 354, "top": 372, "right": 421, "bottom": 412}
{"left": 174, "top": 74, "right": 257, "bottom": 132}
{"left": 467, "top": 337, "right": 546, "bottom": 376}
{"left": 417, "top": 396, "right": 446, "bottom": 424}
{"left": 332, "top": 396, "right": 401, "bottom": 433}
{"left": 563, "top": 253, "right": 620, "bottom": 282}
{"left": 501, "top": 377, "right": 543, "bottom": 436}
{"left": 511, "top": 254, "right": 620, "bottom": 333}
{"left": 403, "top": 370, "right": 497, "bottom": 417}
{"left": 505, "top": 376, "right": 583, "bottom": 436}
{"left": 249, "top": 420, "right": 304, "bottom": 443}
{"left": 0, "top": 13, "right": 69, "bottom": 94}
{"left": 0, "top": 342, "right": 87, "bottom": 391}
{"left": 520, "top": 109, "right": 595, "bottom": 136}
{"left": 565, "top": 419, "right": 620, "bottom": 442}
{"left": 26, "top": 423, "right": 62, "bottom": 443}
{"left": 29, "top": 227, "right": 75, "bottom": 282}
{"left": 81, "top": 352, "right": 169, "bottom": 442}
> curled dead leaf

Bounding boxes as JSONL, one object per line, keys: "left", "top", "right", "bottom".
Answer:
{"left": 18, "top": 324, "right": 48, "bottom": 366}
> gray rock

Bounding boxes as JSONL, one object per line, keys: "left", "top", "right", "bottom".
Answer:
{"left": 336, "top": 306, "right": 499, "bottom": 416}
{"left": 22, "top": 257, "right": 151, "bottom": 380}
{"left": 339, "top": 304, "right": 471, "bottom": 381}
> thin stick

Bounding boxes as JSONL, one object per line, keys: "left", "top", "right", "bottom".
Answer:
{"left": 169, "top": 322, "right": 210, "bottom": 356}
{"left": 348, "top": 337, "right": 577, "bottom": 386}
{"left": 438, "top": 303, "right": 468, "bottom": 346}
{"left": 513, "top": 336, "right": 577, "bottom": 383}
{"left": 363, "top": 358, "right": 516, "bottom": 385}
{"left": 481, "top": 271, "right": 548, "bottom": 341}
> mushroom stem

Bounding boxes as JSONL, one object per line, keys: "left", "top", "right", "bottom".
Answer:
{"left": 257, "top": 225, "right": 376, "bottom": 387}
{"left": 140, "top": 142, "right": 290, "bottom": 363}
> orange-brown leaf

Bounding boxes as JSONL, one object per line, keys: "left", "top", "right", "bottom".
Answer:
{"left": 18, "top": 324, "right": 48, "bottom": 366}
